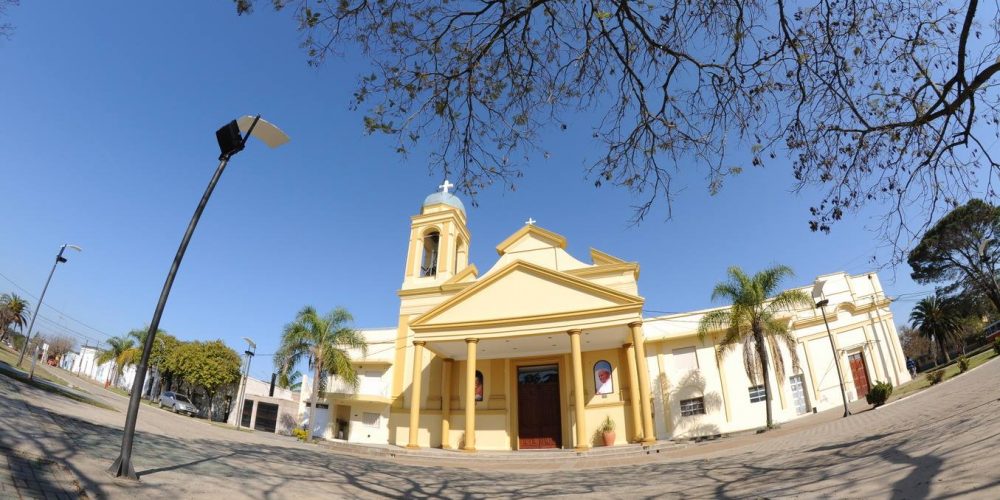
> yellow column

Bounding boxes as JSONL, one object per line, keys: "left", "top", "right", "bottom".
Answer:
{"left": 441, "top": 358, "right": 453, "bottom": 448}
{"left": 568, "top": 329, "right": 589, "bottom": 450}
{"left": 407, "top": 341, "right": 425, "bottom": 448}
{"left": 624, "top": 343, "right": 644, "bottom": 443}
{"left": 629, "top": 321, "right": 656, "bottom": 444}
{"left": 464, "top": 338, "right": 478, "bottom": 451}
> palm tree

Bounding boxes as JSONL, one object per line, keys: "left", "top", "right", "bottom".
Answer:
{"left": 275, "top": 306, "right": 367, "bottom": 439}
{"left": 96, "top": 336, "right": 135, "bottom": 388}
{"left": 698, "top": 265, "right": 812, "bottom": 430}
{"left": 278, "top": 370, "right": 303, "bottom": 391}
{"left": 910, "top": 296, "right": 962, "bottom": 365}
{"left": 0, "top": 293, "right": 31, "bottom": 344}
{"left": 118, "top": 327, "right": 167, "bottom": 395}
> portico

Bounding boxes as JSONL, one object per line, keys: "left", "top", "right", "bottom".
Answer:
{"left": 404, "top": 321, "right": 657, "bottom": 451}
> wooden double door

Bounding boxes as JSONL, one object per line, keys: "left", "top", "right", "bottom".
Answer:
{"left": 517, "top": 364, "right": 562, "bottom": 449}
{"left": 848, "top": 352, "right": 870, "bottom": 398}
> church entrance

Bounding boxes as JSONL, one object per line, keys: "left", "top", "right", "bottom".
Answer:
{"left": 517, "top": 364, "right": 562, "bottom": 449}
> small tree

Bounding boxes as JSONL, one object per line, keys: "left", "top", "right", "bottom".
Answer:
{"left": 0, "top": 293, "right": 30, "bottom": 345}
{"left": 698, "top": 265, "right": 811, "bottom": 430}
{"left": 910, "top": 296, "right": 962, "bottom": 365}
{"left": 275, "top": 306, "right": 367, "bottom": 439}
{"left": 45, "top": 335, "right": 76, "bottom": 363}
{"left": 96, "top": 336, "right": 135, "bottom": 387}
{"left": 167, "top": 340, "right": 241, "bottom": 418}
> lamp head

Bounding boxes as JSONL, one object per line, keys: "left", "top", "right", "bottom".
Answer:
{"left": 241, "top": 337, "right": 256, "bottom": 350}
{"left": 811, "top": 279, "right": 827, "bottom": 303}
{"left": 815, "top": 298, "right": 830, "bottom": 309}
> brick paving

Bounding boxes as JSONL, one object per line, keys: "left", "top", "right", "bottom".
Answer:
{"left": 1, "top": 354, "right": 998, "bottom": 498}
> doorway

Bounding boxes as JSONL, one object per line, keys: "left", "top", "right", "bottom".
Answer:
{"left": 789, "top": 374, "right": 809, "bottom": 415}
{"left": 517, "top": 364, "right": 562, "bottom": 449}
{"left": 848, "top": 352, "right": 871, "bottom": 398}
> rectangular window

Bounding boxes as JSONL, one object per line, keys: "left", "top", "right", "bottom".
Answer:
{"left": 362, "top": 412, "right": 380, "bottom": 428}
{"left": 679, "top": 397, "right": 706, "bottom": 416}
{"left": 672, "top": 347, "right": 699, "bottom": 372}
{"left": 748, "top": 385, "right": 767, "bottom": 403}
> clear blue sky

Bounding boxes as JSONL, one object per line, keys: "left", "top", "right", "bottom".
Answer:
{"left": 0, "top": 3, "right": 934, "bottom": 380}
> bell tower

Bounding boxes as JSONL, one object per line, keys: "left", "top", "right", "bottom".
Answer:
{"left": 401, "top": 181, "right": 472, "bottom": 289}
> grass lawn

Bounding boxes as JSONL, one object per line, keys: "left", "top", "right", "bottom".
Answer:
{"left": 0, "top": 346, "right": 72, "bottom": 388}
{"left": 0, "top": 358, "right": 116, "bottom": 411}
{"left": 889, "top": 348, "right": 998, "bottom": 403}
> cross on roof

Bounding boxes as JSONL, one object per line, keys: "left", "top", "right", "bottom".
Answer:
{"left": 525, "top": 217, "right": 536, "bottom": 226}
{"left": 439, "top": 180, "right": 454, "bottom": 194}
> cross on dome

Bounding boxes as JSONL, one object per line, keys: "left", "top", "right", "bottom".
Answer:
{"left": 525, "top": 217, "right": 536, "bottom": 226}
{"left": 438, "top": 180, "right": 454, "bottom": 194}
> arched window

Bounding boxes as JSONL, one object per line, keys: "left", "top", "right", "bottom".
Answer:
{"left": 420, "top": 231, "right": 440, "bottom": 277}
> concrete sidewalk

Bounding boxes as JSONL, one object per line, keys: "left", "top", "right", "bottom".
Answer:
{"left": 1, "top": 355, "right": 998, "bottom": 498}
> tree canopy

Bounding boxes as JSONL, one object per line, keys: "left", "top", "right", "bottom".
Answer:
{"left": 165, "top": 340, "right": 242, "bottom": 396}
{"left": 908, "top": 199, "right": 1000, "bottom": 313}
{"left": 238, "top": 0, "right": 1000, "bottom": 259}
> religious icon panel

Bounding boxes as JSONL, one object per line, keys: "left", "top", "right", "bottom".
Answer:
{"left": 594, "top": 360, "right": 614, "bottom": 395}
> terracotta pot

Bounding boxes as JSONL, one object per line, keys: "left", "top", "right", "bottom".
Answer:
{"left": 602, "top": 431, "right": 616, "bottom": 447}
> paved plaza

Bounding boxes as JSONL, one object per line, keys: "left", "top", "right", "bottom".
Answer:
{"left": 1, "top": 357, "right": 998, "bottom": 498}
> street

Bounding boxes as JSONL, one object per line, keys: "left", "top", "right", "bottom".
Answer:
{"left": 1, "top": 356, "right": 999, "bottom": 498}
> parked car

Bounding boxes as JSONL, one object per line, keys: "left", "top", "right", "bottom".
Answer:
{"left": 158, "top": 391, "right": 199, "bottom": 416}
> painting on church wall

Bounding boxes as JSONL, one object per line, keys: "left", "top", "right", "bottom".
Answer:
{"left": 475, "top": 370, "right": 484, "bottom": 401}
{"left": 594, "top": 360, "right": 614, "bottom": 395}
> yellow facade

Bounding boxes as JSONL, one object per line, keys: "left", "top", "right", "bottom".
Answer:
{"left": 316, "top": 185, "right": 909, "bottom": 451}
{"left": 387, "top": 187, "right": 649, "bottom": 451}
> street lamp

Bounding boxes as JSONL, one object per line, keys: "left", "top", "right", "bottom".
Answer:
{"left": 235, "top": 337, "right": 256, "bottom": 430}
{"left": 17, "top": 244, "right": 82, "bottom": 367}
{"left": 811, "top": 279, "right": 851, "bottom": 418}
{"left": 108, "top": 116, "right": 289, "bottom": 480}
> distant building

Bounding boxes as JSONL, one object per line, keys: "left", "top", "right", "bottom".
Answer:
{"left": 62, "top": 345, "right": 136, "bottom": 391}
{"left": 226, "top": 375, "right": 299, "bottom": 434}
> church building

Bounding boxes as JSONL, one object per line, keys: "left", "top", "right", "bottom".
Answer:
{"left": 303, "top": 184, "right": 910, "bottom": 450}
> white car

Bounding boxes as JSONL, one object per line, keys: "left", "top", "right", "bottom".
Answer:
{"left": 158, "top": 391, "right": 199, "bottom": 416}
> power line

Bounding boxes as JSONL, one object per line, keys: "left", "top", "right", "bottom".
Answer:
{"left": 0, "top": 268, "right": 114, "bottom": 339}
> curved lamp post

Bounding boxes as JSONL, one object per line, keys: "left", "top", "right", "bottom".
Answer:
{"left": 17, "top": 244, "right": 82, "bottom": 367}
{"left": 811, "top": 279, "right": 851, "bottom": 418}
{"left": 235, "top": 337, "right": 256, "bottom": 430}
{"left": 108, "top": 116, "right": 289, "bottom": 480}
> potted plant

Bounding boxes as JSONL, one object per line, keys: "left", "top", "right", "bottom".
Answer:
{"left": 599, "top": 416, "right": 616, "bottom": 446}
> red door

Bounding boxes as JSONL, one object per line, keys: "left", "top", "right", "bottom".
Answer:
{"left": 517, "top": 365, "right": 561, "bottom": 449}
{"left": 848, "top": 352, "right": 870, "bottom": 398}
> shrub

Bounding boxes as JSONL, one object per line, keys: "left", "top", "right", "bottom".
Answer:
{"left": 993, "top": 337, "right": 1000, "bottom": 356}
{"left": 598, "top": 415, "right": 616, "bottom": 433}
{"left": 925, "top": 370, "right": 945, "bottom": 385}
{"left": 958, "top": 356, "right": 970, "bottom": 373}
{"left": 865, "top": 381, "right": 893, "bottom": 407}
{"left": 291, "top": 427, "right": 309, "bottom": 442}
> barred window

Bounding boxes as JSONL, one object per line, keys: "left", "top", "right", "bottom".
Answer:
{"left": 748, "top": 385, "right": 767, "bottom": 403}
{"left": 679, "top": 397, "right": 706, "bottom": 416}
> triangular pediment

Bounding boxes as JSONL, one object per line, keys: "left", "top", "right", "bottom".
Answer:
{"left": 411, "top": 260, "right": 643, "bottom": 330}
{"left": 495, "top": 225, "right": 567, "bottom": 256}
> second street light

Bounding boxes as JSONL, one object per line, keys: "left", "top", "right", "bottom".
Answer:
{"left": 17, "top": 244, "right": 82, "bottom": 368}
{"left": 235, "top": 337, "right": 256, "bottom": 430}
{"left": 812, "top": 279, "right": 851, "bottom": 418}
{"left": 108, "top": 115, "right": 289, "bottom": 480}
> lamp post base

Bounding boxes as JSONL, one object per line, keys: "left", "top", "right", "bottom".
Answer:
{"left": 107, "top": 454, "right": 138, "bottom": 481}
